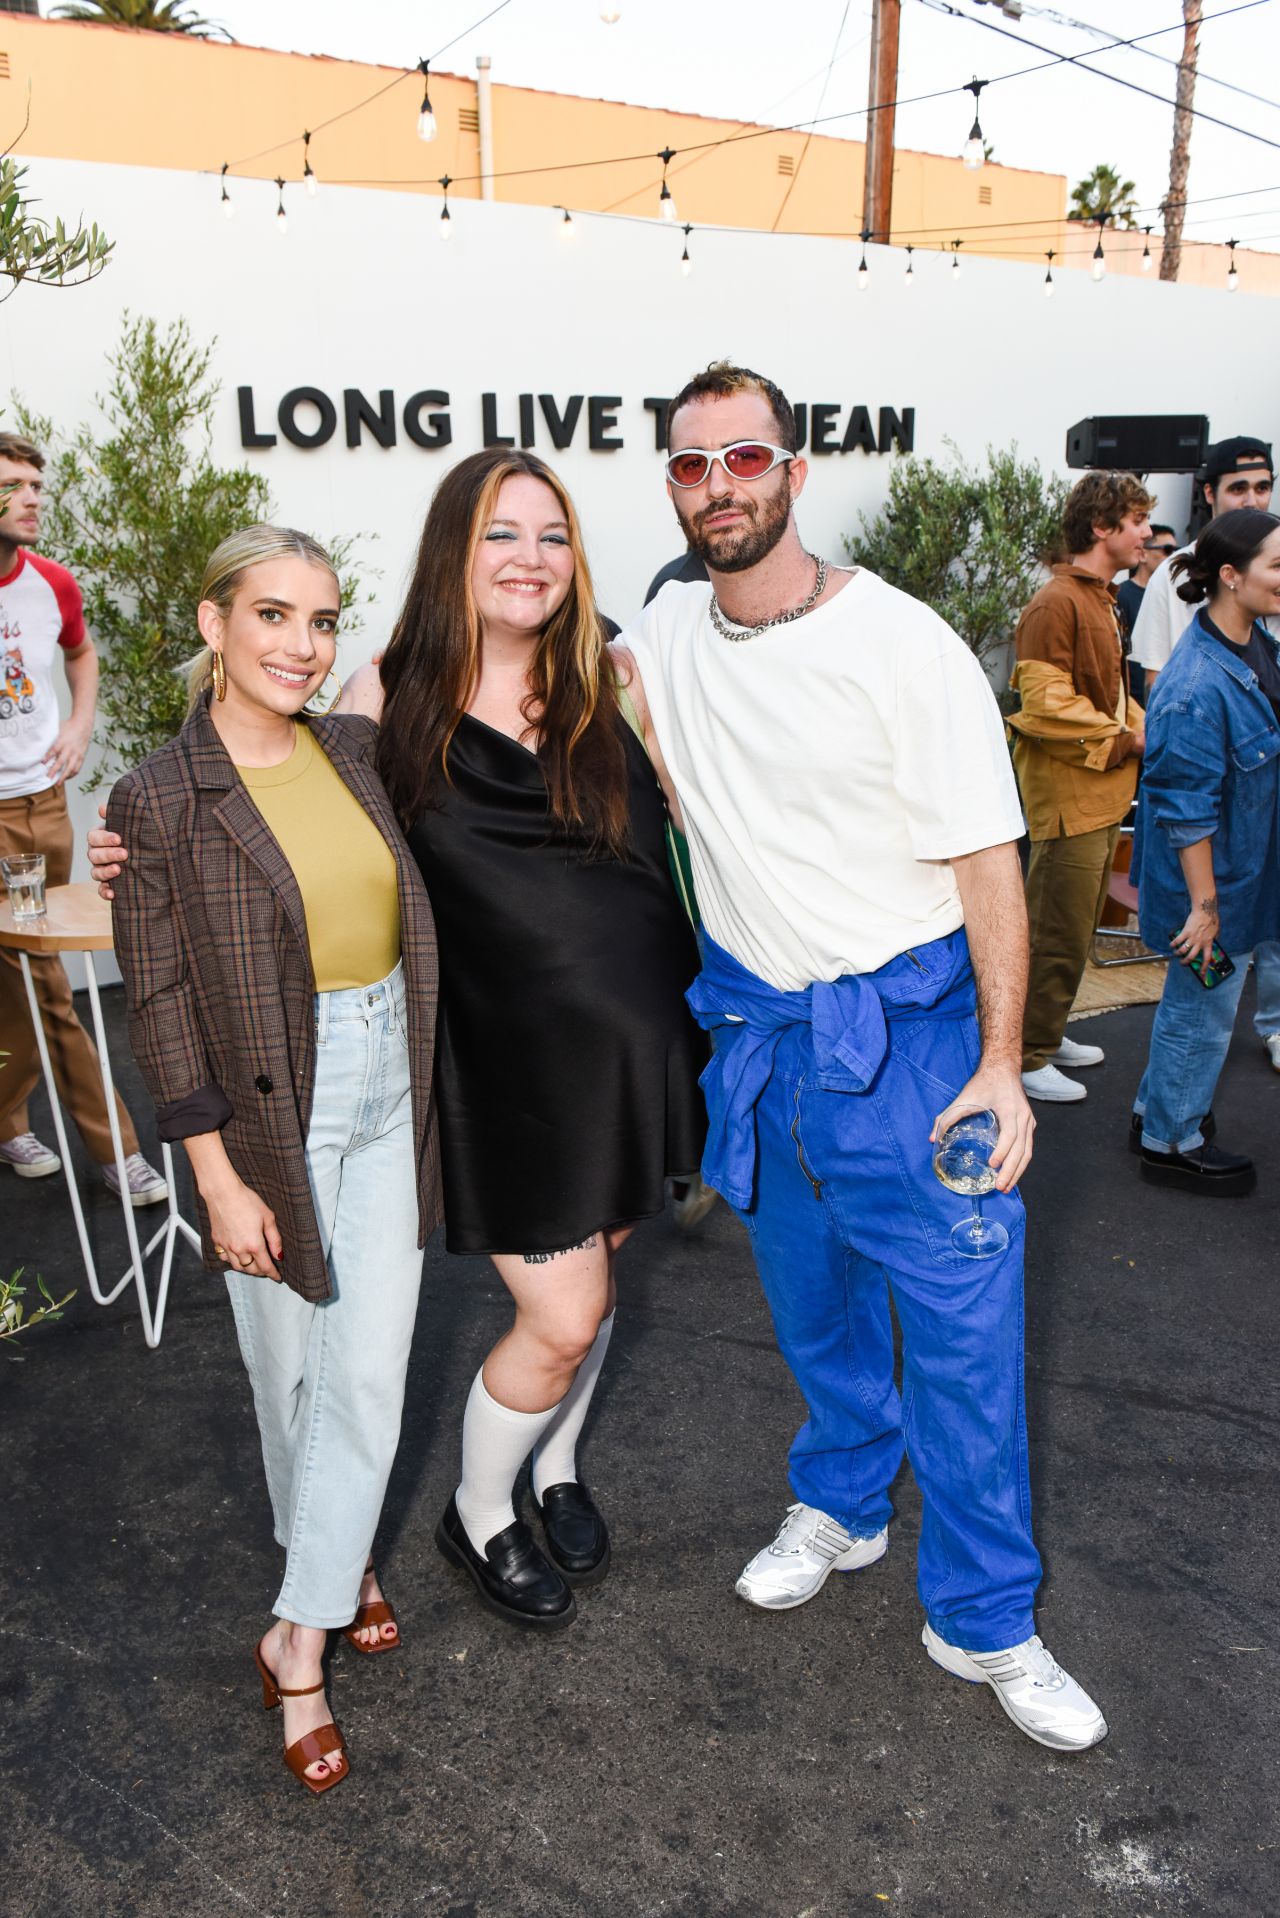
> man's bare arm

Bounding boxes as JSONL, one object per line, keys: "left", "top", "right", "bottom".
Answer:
{"left": 932, "top": 840, "right": 1035, "bottom": 1191}
{"left": 45, "top": 637, "right": 99, "bottom": 781}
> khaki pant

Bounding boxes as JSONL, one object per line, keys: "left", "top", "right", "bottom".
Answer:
{"left": 1022, "top": 822, "right": 1122, "bottom": 1073}
{"left": 0, "top": 783, "right": 139, "bottom": 1161}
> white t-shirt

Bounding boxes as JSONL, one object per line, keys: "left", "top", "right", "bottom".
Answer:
{"left": 622, "top": 569, "right": 1025, "bottom": 991}
{"left": 1130, "top": 546, "right": 1280, "bottom": 671}
{"left": 0, "top": 549, "right": 87, "bottom": 799}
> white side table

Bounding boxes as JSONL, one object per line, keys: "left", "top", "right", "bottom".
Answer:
{"left": 0, "top": 882, "right": 201, "bottom": 1347}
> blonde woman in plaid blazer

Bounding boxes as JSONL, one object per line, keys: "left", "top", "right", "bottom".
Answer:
{"left": 101, "top": 526, "right": 442, "bottom": 1795}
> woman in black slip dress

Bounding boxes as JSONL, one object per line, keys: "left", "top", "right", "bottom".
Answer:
{"left": 338, "top": 448, "right": 706, "bottom": 1631}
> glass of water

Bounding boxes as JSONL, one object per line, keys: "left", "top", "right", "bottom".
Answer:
{"left": 2, "top": 852, "right": 47, "bottom": 922}
{"left": 932, "top": 1108, "right": 1008, "bottom": 1260}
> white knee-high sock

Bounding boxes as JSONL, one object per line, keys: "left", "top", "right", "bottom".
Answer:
{"left": 532, "top": 1311, "right": 615, "bottom": 1501}
{"left": 455, "top": 1370, "right": 564, "bottom": 1555}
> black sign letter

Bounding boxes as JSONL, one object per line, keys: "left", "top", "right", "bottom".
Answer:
{"left": 792, "top": 403, "right": 808, "bottom": 450}
{"left": 810, "top": 404, "right": 841, "bottom": 455}
{"left": 588, "top": 396, "right": 624, "bottom": 452}
{"left": 238, "top": 386, "right": 276, "bottom": 449}
{"left": 841, "top": 406, "right": 878, "bottom": 456}
{"left": 403, "top": 391, "right": 452, "bottom": 449}
{"left": 482, "top": 394, "right": 515, "bottom": 448}
{"left": 539, "top": 394, "right": 584, "bottom": 451}
{"left": 643, "top": 396, "right": 671, "bottom": 451}
{"left": 343, "top": 388, "right": 397, "bottom": 449}
{"left": 878, "top": 406, "right": 915, "bottom": 454}
{"left": 278, "top": 387, "right": 337, "bottom": 449}
{"left": 519, "top": 394, "right": 537, "bottom": 449}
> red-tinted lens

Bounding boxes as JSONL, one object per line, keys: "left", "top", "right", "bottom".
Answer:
{"left": 668, "top": 451, "right": 710, "bottom": 486}
{"left": 723, "top": 443, "right": 776, "bottom": 478}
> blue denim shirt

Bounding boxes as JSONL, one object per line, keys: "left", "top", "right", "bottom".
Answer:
{"left": 1131, "top": 612, "right": 1280, "bottom": 955}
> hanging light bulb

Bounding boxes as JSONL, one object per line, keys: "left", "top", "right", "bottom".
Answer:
{"left": 962, "top": 78, "right": 987, "bottom": 171}
{"left": 681, "top": 223, "right": 693, "bottom": 276}
{"left": 558, "top": 206, "right": 576, "bottom": 238}
{"left": 857, "top": 227, "right": 871, "bottom": 291}
{"left": 438, "top": 175, "right": 453, "bottom": 240}
{"left": 600, "top": 6, "right": 621, "bottom": 19}
{"left": 657, "top": 146, "right": 677, "bottom": 222}
{"left": 950, "top": 238, "right": 962, "bottom": 279}
{"left": 1141, "top": 225, "right": 1153, "bottom": 273}
{"left": 416, "top": 59, "right": 438, "bottom": 142}
{"left": 220, "top": 161, "right": 234, "bottom": 219}
{"left": 303, "top": 132, "right": 318, "bottom": 199}
{"left": 1091, "top": 219, "right": 1106, "bottom": 282}
{"left": 275, "top": 177, "right": 287, "bottom": 234}
{"left": 904, "top": 244, "right": 914, "bottom": 288}
{"left": 1227, "top": 238, "right": 1239, "bottom": 292}
{"left": 1043, "top": 248, "right": 1056, "bottom": 299}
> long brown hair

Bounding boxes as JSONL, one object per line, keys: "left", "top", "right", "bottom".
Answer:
{"left": 377, "top": 449, "right": 629, "bottom": 855}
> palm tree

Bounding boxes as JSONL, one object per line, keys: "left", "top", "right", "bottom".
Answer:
{"left": 50, "top": 1, "right": 229, "bottom": 35}
{"left": 1068, "top": 163, "right": 1139, "bottom": 230}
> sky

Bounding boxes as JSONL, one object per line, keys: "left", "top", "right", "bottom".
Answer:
{"left": 207, "top": 0, "right": 1280, "bottom": 251}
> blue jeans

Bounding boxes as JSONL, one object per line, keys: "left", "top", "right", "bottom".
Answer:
{"left": 1252, "top": 941, "right": 1280, "bottom": 1040}
{"left": 728, "top": 982, "right": 1041, "bottom": 1654}
{"left": 227, "top": 962, "right": 424, "bottom": 1628}
{"left": 1136, "top": 948, "right": 1250, "bottom": 1152}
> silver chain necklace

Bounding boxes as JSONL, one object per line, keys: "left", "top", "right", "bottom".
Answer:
{"left": 708, "top": 555, "right": 828, "bottom": 642}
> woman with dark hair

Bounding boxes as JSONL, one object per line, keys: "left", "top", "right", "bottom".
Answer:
{"left": 339, "top": 449, "right": 706, "bottom": 1628}
{"left": 1131, "top": 506, "right": 1280, "bottom": 1195}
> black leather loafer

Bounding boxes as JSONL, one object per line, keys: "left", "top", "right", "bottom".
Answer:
{"left": 1139, "top": 1138, "right": 1254, "bottom": 1196}
{"left": 435, "top": 1494, "right": 576, "bottom": 1630}
{"left": 1129, "top": 1109, "right": 1216, "bottom": 1155}
{"left": 534, "top": 1481, "right": 611, "bottom": 1586}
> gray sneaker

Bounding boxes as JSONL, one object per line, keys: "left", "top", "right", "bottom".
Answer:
{"left": 102, "top": 1153, "right": 167, "bottom": 1207}
{"left": 0, "top": 1132, "right": 61, "bottom": 1178}
{"left": 736, "top": 1503, "right": 888, "bottom": 1610}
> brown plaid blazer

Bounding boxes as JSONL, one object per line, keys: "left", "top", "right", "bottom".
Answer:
{"left": 106, "top": 698, "right": 443, "bottom": 1302}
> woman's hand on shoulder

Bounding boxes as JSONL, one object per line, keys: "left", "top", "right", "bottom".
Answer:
{"left": 335, "top": 656, "right": 385, "bottom": 723}
{"left": 88, "top": 800, "right": 126, "bottom": 901}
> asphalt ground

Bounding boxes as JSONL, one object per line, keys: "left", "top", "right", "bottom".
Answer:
{"left": 3, "top": 981, "right": 1277, "bottom": 1918}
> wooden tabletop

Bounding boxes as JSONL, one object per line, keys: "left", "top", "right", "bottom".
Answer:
{"left": 0, "top": 882, "right": 115, "bottom": 953}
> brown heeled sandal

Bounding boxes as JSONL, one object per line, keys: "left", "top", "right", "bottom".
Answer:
{"left": 341, "top": 1565, "right": 401, "bottom": 1656}
{"left": 253, "top": 1639, "right": 349, "bottom": 1796}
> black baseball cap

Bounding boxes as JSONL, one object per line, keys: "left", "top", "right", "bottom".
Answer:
{"left": 1203, "top": 435, "right": 1273, "bottom": 482}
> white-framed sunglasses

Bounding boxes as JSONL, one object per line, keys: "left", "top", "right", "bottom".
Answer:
{"left": 664, "top": 441, "right": 796, "bottom": 488}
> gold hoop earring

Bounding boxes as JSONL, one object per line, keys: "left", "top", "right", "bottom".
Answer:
{"left": 211, "top": 650, "right": 227, "bottom": 702}
{"left": 305, "top": 670, "right": 343, "bottom": 715}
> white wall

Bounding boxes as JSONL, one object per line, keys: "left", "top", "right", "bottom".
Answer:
{"left": 7, "top": 156, "right": 1274, "bottom": 898}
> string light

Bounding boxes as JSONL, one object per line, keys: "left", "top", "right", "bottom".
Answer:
{"left": 1091, "top": 217, "right": 1106, "bottom": 281}
{"left": 1227, "top": 237, "right": 1239, "bottom": 290}
{"left": 438, "top": 174, "right": 453, "bottom": 239}
{"left": 962, "top": 78, "right": 987, "bottom": 171}
{"left": 681, "top": 222, "right": 692, "bottom": 275}
{"left": 1141, "top": 224, "right": 1153, "bottom": 271}
{"left": 600, "top": 6, "right": 621, "bottom": 19}
{"left": 558, "top": 205, "right": 576, "bottom": 237}
{"left": 275, "top": 176, "right": 287, "bottom": 233}
{"left": 857, "top": 226, "right": 870, "bottom": 290}
{"left": 219, "top": 160, "right": 233, "bottom": 219}
{"left": 416, "top": 59, "right": 438, "bottom": 143}
{"left": 950, "top": 238, "right": 963, "bottom": 279}
{"left": 303, "top": 131, "right": 317, "bottom": 198}
{"left": 904, "top": 243, "right": 914, "bottom": 288}
{"left": 658, "top": 146, "right": 677, "bottom": 222}
{"left": 1043, "top": 248, "right": 1055, "bottom": 298}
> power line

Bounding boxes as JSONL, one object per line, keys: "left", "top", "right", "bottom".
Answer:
{"left": 770, "top": 0, "right": 853, "bottom": 231}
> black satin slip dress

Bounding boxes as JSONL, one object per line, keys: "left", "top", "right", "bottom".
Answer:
{"left": 407, "top": 714, "right": 708, "bottom": 1255}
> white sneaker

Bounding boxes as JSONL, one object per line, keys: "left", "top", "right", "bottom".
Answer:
{"left": 1049, "top": 1036, "right": 1105, "bottom": 1068}
{"left": 922, "top": 1623, "right": 1107, "bottom": 1752}
{"left": 102, "top": 1153, "right": 168, "bottom": 1207}
{"left": 1021, "top": 1063, "right": 1087, "bottom": 1103}
{"left": 0, "top": 1131, "right": 61, "bottom": 1178}
{"left": 1265, "top": 1035, "right": 1280, "bottom": 1074}
{"left": 735, "top": 1503, "right": 888, "bottom": 1611}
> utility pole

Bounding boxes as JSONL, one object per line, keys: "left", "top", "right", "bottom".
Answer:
{"left": 1160, "top": 0, "right": 1201, "bottom": 281}
{"left": 862, "top": 0, "right": 901, "bottom": 243}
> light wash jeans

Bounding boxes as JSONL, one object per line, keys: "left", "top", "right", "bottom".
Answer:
{"left": 1252, "top": 941, "right": 1280, "bottom": 1040}
{"left": 226, "top": 961, "right": 424, "bottom": 1628}
{"left": 1135, "top": 948, "right": 1250, "bottom": 1153}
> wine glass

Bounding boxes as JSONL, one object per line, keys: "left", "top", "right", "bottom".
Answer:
{"left": 932, "top": 1109, "right": 1008, "bottom": 1260}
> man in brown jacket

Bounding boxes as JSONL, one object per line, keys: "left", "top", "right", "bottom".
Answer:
{"left": 1009, "top": 471, "right": 1153, "bottom": 1102}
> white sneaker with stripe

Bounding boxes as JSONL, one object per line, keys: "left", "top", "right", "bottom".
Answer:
{"left": 735, "top": 1502, "right": 887, "bottom": 1611}
{"left": 922, "top": 1623, "right": 1108, "bottom": 1751}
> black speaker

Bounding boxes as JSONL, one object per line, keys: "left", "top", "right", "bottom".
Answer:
{"left": 1065, "top": 415, "right": 1209, "bottom": 474}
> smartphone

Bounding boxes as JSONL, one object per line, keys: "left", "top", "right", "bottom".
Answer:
{"left": 1171, "top": 935, "right": 1236, "bottom": 989}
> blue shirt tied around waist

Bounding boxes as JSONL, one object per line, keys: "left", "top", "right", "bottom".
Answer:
{"left": 1131, "top": 611, "right": 1280, "bottom": 956}
{"left": 686, "top": 928, "right": 976, "bottom": 1211}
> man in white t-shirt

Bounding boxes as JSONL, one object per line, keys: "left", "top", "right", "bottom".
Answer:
{"left": 1130, "top": 434, "right": 1280, "bottom": 1071}
{"left": 617, "top": 362, "right": 1105, "bottom": 1753}
{"left": 0, "top": 433, "right": 165, "bottom": 1203}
